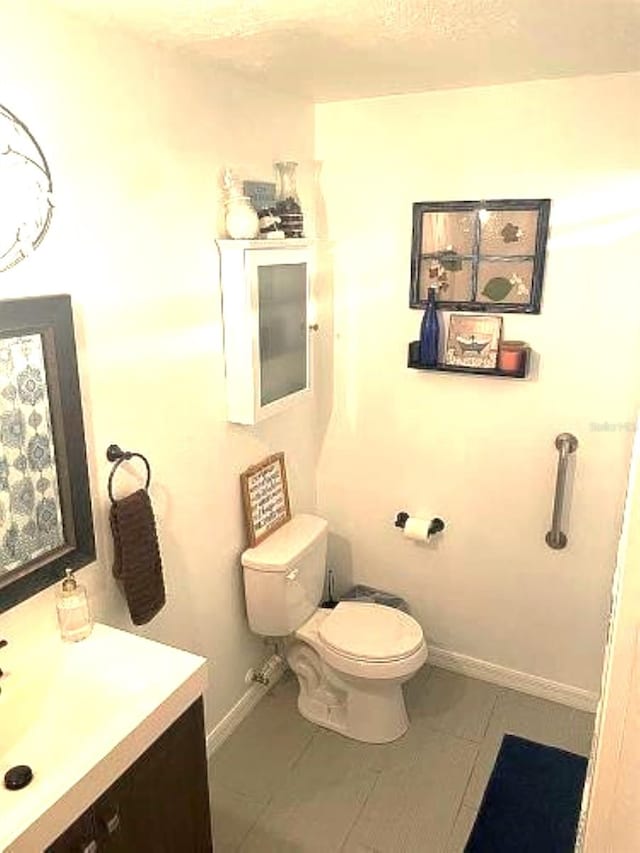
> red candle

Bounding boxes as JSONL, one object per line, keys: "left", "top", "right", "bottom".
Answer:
{"left": 498, "top": 341, "right": 528, "bottom": 373}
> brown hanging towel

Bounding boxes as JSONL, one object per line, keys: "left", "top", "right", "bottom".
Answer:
{"left": 110, "top": 488, "right": 165, "bottom": 625}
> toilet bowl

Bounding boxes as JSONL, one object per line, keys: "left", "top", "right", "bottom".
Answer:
{"left": 288, "top": 603, "right": 427, "bottom": 743}
{"left": 241, "top": 513, "right": 428, "bottom": 744}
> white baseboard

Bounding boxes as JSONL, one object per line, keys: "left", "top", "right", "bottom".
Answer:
{"left": 206, "top": 662, "right": 286, "bottom": 758}
{"left": 428, "top": 646, "right": 600, "bottom": 713}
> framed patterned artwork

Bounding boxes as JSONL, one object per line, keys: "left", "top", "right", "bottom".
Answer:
{"left": 0, "top": 295, "right": 94, "bottom": 613}
{"left": 410, "top": 199, "right": 551, "bottom": 313}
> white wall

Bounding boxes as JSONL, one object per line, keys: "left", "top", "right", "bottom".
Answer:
{"left": 315, "top": 73, "right": 640, "bottom": 694}
{"left": 0, "top": 3, "right": 317, "bottom": 732}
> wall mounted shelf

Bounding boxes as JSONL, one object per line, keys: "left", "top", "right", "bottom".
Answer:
{"left": 407, "top": 342, "right": 530, "bottom": 379}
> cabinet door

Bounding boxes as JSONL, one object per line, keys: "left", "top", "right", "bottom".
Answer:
{"left": 45, "top": 808, "right": 97, "bottom": 853}
{"left": 91, "top": 771, "right": 128, "bottom": 852}
{"left": 94, "top": 699, "right": 212, "bottom": 853}
{"left": 47, "top": 699, "right": 212, "bottom": 853}
{"left": 252, "top": 251, "right": 309, "bottom": 411}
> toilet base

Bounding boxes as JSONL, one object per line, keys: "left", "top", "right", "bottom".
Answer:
{"left": 297, "top": 675, "right": 409, "bottom": 743}
{"left": 287, "top": 640, "right": 423, "bottom": 744}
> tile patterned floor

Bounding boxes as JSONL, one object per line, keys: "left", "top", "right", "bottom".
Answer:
{"left": 208, "top": 666, "right": 594, "bottom": 853}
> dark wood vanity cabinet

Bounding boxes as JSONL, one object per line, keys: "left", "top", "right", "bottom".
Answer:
{"left": 47, "top": 699, "right": 213, "bottom": 853}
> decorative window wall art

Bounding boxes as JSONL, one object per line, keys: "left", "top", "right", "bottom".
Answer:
{"left": 0, "top": 296, "right": 94, "bottom": 613}
{"left": 445, "top": 314, "right": 503, "bottom": 370}
{"left": 410, "top": 199, "right": 550, "bottom": 313}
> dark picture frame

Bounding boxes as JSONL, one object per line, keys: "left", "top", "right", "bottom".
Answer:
{"left": 410, "top": 199, "right": 551, "bottom": 313}
{"left": 0, "top": 295, "right": 95, "bottom": 613}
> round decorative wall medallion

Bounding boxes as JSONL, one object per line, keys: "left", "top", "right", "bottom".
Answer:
{"left": 0, "top": 105, "right": 54, "bottom": 273}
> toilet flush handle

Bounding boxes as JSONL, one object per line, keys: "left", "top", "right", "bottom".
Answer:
{"left": 286, "top": 568, "right": 299, "bottom": 581}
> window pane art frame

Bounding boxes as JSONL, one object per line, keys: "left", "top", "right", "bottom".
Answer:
{"left": 410, "top": 199, "right": 551, "bottom": 313}
{"left": 0, "top": 295, "right": 95, "bottom": 613}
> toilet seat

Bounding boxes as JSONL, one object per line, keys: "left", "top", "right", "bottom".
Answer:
{"left": 319, "top": 602, "right": 424, "bottom": 663}
{"left": 295, "top": 604, "right": 428, "bottom": 681}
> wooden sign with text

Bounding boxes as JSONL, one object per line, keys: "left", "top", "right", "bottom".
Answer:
{"left": 240, "top": 452, "right": 291, "bottom": 546}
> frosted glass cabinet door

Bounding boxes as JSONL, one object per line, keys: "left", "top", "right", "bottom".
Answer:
{"left": 258, "top": 262, "right": 308, "bottom": 406}
{"left": 217, "top": 239, "right": 311, "bottom": 424}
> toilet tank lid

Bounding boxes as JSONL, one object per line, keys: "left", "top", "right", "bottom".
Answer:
{"left": 241, "top": 514, "right": 328, "bottom": 572}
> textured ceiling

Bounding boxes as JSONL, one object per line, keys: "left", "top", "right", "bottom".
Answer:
{"left": 50, "top": 0, "right": 640, "bottom": 101}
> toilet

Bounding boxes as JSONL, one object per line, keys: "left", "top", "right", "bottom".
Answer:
{"left": 241, "top": 513, "right": 428, "bottom": 743}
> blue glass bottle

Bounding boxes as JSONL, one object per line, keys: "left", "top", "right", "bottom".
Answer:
{"left": 419, "top": 286, "right": 440, "bottom": 367}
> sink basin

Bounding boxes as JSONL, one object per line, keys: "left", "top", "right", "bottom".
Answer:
{"left": 0, "top": 624, "right": 206, "bottom": 852}
{"left": 1, "top": 637, "right": 125, "bottom": 772}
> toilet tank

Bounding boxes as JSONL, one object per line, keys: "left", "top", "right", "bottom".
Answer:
{"left": 241, "top": 514, "right": 328, "bottom": 636}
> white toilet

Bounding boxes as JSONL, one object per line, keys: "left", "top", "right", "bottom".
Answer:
{"left": 241, "top": 513, "right": 428, "bottom": 743}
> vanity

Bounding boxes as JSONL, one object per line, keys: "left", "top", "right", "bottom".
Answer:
{"left": 0, "top": 624, "right": 212, "bottom": 852}
{"left": 0, "top": 294, "right": 212, "bottom": 849}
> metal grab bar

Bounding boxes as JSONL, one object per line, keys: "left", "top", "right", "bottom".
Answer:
{"left": 545, "top": 433, "right": 578, "bottom": 550}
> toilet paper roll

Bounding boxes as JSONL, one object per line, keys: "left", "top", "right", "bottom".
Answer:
{"left": 403, "top": 517, "right": 431, "bottom": 542}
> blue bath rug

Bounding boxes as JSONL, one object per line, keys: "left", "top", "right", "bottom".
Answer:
{"left": 465, "top": 734, "right": 588, "bottom": 853}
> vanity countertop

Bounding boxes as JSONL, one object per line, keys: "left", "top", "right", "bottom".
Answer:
{"left": 0, "top": 623, "right": 207, "bottom": 852}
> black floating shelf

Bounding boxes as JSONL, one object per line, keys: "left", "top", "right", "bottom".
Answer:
{"left": 407, "top": 342, "right": 529, "bottom": 379}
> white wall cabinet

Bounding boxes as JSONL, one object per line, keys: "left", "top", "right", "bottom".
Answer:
{"left": 217, "top": 239, "right": 312, "bottom": 424}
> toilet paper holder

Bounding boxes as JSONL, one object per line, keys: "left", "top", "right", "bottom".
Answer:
{"left": 394, "top": 512, "right": 445, "bottom": 537}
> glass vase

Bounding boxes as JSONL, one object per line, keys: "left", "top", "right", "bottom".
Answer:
{"left": 274, "top": 161, "right": 304, "bottom": 238}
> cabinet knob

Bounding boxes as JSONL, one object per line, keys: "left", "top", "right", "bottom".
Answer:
{"left": 81, "top": 842, "right": 98, "bottom": 853}
{"left": 308, "top": 323, "right": 319, "bottom": 331}
{"left": 102, "top": 810, "right": 121, "bottom": 835}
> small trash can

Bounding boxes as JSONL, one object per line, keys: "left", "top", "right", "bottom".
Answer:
{"left": 340, "top": 583, "right": 410, "bottom": 614}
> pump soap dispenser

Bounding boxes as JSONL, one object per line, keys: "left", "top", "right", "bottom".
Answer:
{"left": 56, "top": 568, "right": 93, "bottom": 642}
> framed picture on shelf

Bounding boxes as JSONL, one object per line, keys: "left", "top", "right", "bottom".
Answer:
{"left": 243, "top": 181, "right": 276, "bottom": 212}
{"left": 410, "top": 198, "right": 550, "bottom": 313}
{"left": 445, "top": 314, "right": 503, "bottom": 370}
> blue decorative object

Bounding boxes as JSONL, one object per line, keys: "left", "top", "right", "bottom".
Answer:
{"left": 465, "top": 734, "right": 587, "bottom": 852}
{"left": 419, "top": 286, "right": 440, "bottom": 366}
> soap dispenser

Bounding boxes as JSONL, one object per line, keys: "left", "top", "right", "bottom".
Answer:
{"left": 56, "top": 568, "right": 93, "bottom": 642}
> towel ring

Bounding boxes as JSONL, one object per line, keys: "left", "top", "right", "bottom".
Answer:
{"left": 107, "top": 444, "right": 151, "bottom": 503}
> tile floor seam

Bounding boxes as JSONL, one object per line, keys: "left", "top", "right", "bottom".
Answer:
{"left": 460, "top": 731, "right": 488, "bottom": 808}
{"left": 338, "top": 768, "right": 383, "bottom": 853}
{"left": 440, "top": 752, "right": 479, "bottom": 853}
{"left": 457, "top": 683, "right": 504, "bottom": 804}
{"left": 443, "top": 801, "right": 465, "bottom": 853}
{"left": 479, "top": 689, "right": 501, "bottom": 741}
{"left": 288, "top": 725, "right": 322, "bottom": 772}
{"left": 211, "top": 777, "right": 271, "bottom": 804}
{"left": 410, "top": 717, "right": 485, "bottom": 746}
{"left": 236, "top": 789, "right": 287, "bottom": 853}
{"left": 233, "top": 795, "right": 273, "bottom": 853}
